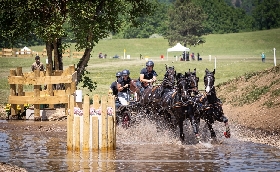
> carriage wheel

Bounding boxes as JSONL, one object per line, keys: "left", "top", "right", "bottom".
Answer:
{"left": 122, "top": 110, "right": 131, "bottom": 128}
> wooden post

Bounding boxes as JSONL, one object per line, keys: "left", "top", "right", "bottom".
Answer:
{"left": 9, "top": 69, "right": 17, "bottom": 117}
{"left": 91, "top": 95, "right": 99, "bottom": 151}
{"left": 83, "top": 95, "right": 90, "bottom": 151}
{"left": 46, "top": 64, "right": 54, "bottom": 109}
{"left": 67, "top": 95, "right": 74, "bottom": 151}
{"left": 73, "top": 115, "right": 80, "bottom": 151}
{"left": 107, "top": 95, "right": 115, "bottom": 150}
{"left": 91, "top": 115, "right": 99, "bottom": 151}
{"left": 100, "top": 96, "right": 108, "bottom": 151}
{"left": 34, "top": 69, "right": 41, "bottom": 120}
{"left": 65, "top": 66, "right": 73, "bottom": 117}
{"left": 93, "top": 95, "right": 100, "bottom": 109}
{"left": 16, "top": 67, "right": 24, "bottom": 116}
{"left": 69, "top": 65, "right": 76, "bottom": 95}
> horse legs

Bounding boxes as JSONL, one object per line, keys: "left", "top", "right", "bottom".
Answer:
{"left": 206, "top": 119, "right": 216, "bottom": 139}
{"left": 178, "top": 118, "right": 185, "bottom": 141}
{"left": 188, "top": 105, "right": 201, "bottom": 142}
{"left": 215, "top": 107, "right": 231, "bottom": 138}
{"left": 223, "top": 119, "right": 230, "bottom": 138}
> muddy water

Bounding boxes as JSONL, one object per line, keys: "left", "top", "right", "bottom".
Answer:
{"left": 0, "top": 120, "right": 279, "bottom": 172}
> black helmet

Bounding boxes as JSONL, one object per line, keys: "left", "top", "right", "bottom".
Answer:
{"left": 122, "top": 69, "right": 130, "bottom": 76}
{"left": 146, "top": 60, "right": 154, "bottom": 67}
{"left": 116, "top": 71, "right": 121, "bottom": 77}
{"left": 35, "top": 55, "right": 40, "bottom": 60}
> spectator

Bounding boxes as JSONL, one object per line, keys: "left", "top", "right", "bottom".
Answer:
{"left": 261, "top": 52, "right": 266, "bottom": 62}
{"left": 98, "top": 52, "right": 103, "bottom": 59}
{"left": 31, "top": 55, "right": 45, "bottom": 72}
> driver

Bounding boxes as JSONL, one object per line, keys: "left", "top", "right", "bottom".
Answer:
{"left": 138, "top": 60, "right": 158, "bottom": 91}
{"left": 117, "top": 69, "right": 131, "bottom": 105}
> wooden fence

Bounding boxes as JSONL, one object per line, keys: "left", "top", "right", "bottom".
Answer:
{"left": 67, "top": 94, "right": 116, "bottom": 152}
{"left": 8, "top": 65, "right": 76, "bottom": 120}
{"left": 2, "top": 48, "right": 13, "bottom": 57}
{"left": 0, "top": 48, "right": 85, "bottom": 59}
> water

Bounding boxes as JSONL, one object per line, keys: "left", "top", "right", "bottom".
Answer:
{"left": 0, "top": 120, "right": 279, "bottom": 171}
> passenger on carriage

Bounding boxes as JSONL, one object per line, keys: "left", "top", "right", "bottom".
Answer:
{"left": 110, "top": 71, "right": 122, "bottom": 97}
{"left": 117, "top": 69, "right": 132, "bottom": 105}
{"left": 138, "top": 60, "right": 158, "bottom": 92}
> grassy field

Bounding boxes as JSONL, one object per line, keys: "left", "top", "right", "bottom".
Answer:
{"left": 0, "top": 28, "right": 279, "bottom": 105}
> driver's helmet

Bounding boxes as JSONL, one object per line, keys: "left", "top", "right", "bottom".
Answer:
{"left": 146, "top": 60, "right": 154, "bottom": 67}
{"left": 122, "top": 69, "right": 130, "bottom": 76}
{"left": 116, "top": 71, "right": 122, "bottom": 77}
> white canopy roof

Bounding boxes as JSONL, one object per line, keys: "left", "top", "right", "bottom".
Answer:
{"left": 166, "top": 43, "right": 190, "bottom": 60}
{"left": 21, "top": 46, "right": 31, "bottom": 51}
{"left": 167, "top": 43, "right": 190, "bottom": 52}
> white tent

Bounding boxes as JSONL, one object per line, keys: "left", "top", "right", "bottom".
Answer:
{"left": 20, "top": 46, "right": 31, "bottom": 54}
{"left": 167, "top": 43, "right": 190, "bottom": 61}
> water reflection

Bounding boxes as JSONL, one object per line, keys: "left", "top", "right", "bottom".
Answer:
{"left": 0, "top": 120, "right": 279, "bottom": 171}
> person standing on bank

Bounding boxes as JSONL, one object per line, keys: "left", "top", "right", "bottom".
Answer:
{"left": 139, "top": 60, "right": 157, "bottom": 90}
{"left": 261, "top": 52, "right": 266, "bottom": 63}
{"left": 31, "top": 55, "right": 45, "bottom": 72}
{"left": 117, "top": 69, "right": 131, "bottom": 105}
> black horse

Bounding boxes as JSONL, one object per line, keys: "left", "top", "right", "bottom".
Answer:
{"left": 176, "top": 70, "right": 201, "bottom": 142}
{"left": 195, "top": 68, "right": 230, "bottom": 140}
{"left": 157, "top": 69, "right": 201, "bottom": 143}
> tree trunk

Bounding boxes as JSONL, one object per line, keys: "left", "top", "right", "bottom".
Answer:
{"left": 53, "top": 39, "right": 59, "bottom": 70}
{"left": 46, "top": 42, "right": 53, "bottom": 69}
{"left": 76, "top": 48, "right": 92, "bottom": 84}
{"left": 57, "top": 38, "right": 63, "bottom": 70}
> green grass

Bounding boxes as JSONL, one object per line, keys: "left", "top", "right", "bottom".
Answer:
{"left": 1, "top": 28, "right": 280, "bottom": 105}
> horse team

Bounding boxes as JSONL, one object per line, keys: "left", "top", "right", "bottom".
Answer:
{"left": 117, "top": 65, "right": 231, "bottom": 144}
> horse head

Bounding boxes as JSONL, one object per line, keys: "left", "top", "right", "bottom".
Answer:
{"left": 204, "top": 68, "right": 215, "bottom": 94}
{"left": 185, "top": 68, "right": 198, "bottom": 91}
{"left": 176, "top": 73, "right": 189, "bottom": 101}
{"left": 163, "top": 65, "right": 176, "bottom": 89}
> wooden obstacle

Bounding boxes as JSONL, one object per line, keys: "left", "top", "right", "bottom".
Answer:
{"left": 67, "top": 94, "right": 116, "bottom": 152}
{"left": 7, "top": 65, "right": 76, "bottom": 120}
{"left": 2, "top": 48, "right": 13, "bottom": 57}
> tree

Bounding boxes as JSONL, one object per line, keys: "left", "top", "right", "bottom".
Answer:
{"left": 0, "top": 0, "right": 155, "bottom": 91}
{"left": 166, "top": 0, "right": 207, "bottom": 46}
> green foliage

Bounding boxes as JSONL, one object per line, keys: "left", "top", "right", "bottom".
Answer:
{"left": 244, "top": 71, "right": 259, "bottom": 81}
{"left": 78, "top": 71, "right": 97, "bottom": 93}
{"left": 192, "top": 0, "right": 255, "bottom": 34}
{"left": 263, "top": 100, "right": 274, "bottom": 108}
{"left": 252, "top": 0, "right": 280, "bottom": 30}
{"left": 115, "top": 1, "right": 169, "bottom": 39}
{"left": 239, "top": 85, "right": 270, "bottom": 105}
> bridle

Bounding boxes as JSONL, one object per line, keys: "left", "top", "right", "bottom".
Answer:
{"left": 177, "top": 77, "right": 188, "bottom": 101}
{"left": 204, "top": 73, "right": 215, "bottom": 94}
